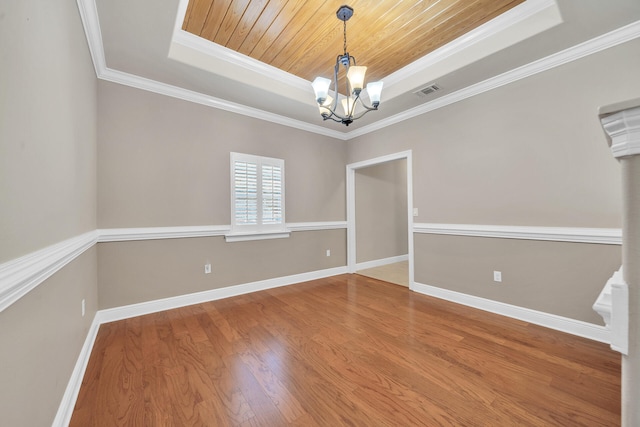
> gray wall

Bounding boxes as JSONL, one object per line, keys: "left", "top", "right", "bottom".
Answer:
{"left": 355, "top": 159, "right": 408, "bottom": 263}
{"left": 97, "top": 82, "right": 348, "bottom": 308}
{"left": 348, "top": 38, "right": 640, "bottom": 323}
{"left": 98, "top": 82, "right": 346, "bottom": 227}
{"left": 99, "top": 231, "right": 346, "bottom": 309}
{"left": 0, "top": 0, "right": 98, "bottom": 425}
{"left": 416, "top": 235, "right": 620, "bottom": 324}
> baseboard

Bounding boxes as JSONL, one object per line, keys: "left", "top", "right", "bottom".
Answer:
{"left": 412, "top": 282, "right": 610, "bottom": 344}
{"left": 98, "top": 265, "right": 348, "bottom": 324}
{"left": 52, "top": 315, "right": 102, "bottom": 427}
{"left": 355, "top": 254, "right": 408, "bottom": 271}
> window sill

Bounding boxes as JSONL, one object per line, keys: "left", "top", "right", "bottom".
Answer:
{"left": 224, "top": 230, "right": 291, "bottom": 243}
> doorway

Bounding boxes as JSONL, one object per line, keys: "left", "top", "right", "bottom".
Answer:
{"left": 347, "top": 151, "right": 414, "bottom": 289}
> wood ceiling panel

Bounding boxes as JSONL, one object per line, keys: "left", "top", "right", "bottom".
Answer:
{"left": 183, "top": 0, "right": 525, "bottom": 83}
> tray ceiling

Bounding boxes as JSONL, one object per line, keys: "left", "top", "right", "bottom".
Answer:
{"left": 182, "top": 0, "right": 525, "bottom": 83}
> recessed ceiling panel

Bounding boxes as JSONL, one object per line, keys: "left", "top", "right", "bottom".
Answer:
{"left": 182, "top": 0, "right": 525, "bottom": 83}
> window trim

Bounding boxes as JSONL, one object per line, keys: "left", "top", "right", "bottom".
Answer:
{"left": 226, "top": 152, "right": 289, "bottom": 242}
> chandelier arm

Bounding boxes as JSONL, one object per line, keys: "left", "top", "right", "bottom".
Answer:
{"left": 311, "top": 5, "right": 381, "bottom": 126}
{"left": 356, "top": 100, "right": 379, "bottom": 112}
{"left": 350, "top": 106, "right": 377, "bottom": 121}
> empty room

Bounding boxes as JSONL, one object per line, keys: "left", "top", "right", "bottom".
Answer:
{"left": 2, "top": 0, "right": 640, "bottom": 425}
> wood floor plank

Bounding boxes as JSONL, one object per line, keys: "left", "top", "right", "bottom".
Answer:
{"left": 71, "top": 274, "right": 620, "bottom": 426}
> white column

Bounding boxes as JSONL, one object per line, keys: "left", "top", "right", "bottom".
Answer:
{"left": 601, "top": 104, "right": 640, "bottom": 426}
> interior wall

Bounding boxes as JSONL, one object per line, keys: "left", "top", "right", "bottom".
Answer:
{"left": 98, "top": 231, "right": 346, "bottom": 309}
{"left": 0, "top": 0, "right": 98, "bottom": 425}
{"left": 416, "top": 235, "right": 620, "bottom": 324}
{"left": 348, "top": 38, "right": 640, "bottom": 323}
{"left": 355, "top": 159, "right": 408, "bottom": 263}
{"left": 97, "top": 82, "right": 347, "bottom": 307}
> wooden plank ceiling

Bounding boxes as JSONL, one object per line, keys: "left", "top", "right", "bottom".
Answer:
{"left": 182, "top": 0, "right": 525, "bottom": 84}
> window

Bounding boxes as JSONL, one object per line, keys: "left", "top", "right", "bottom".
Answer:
{"left": 227, "top": 152, "right": 288, "bottom": 241}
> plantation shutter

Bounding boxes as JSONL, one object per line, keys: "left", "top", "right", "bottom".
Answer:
{"left": 230, "top": 153, "right": 285, "bottom": 233}
{"left": 233, "top": 160, "right": 258, "bottom": 225}
{"left": 262, "top": 164, "right": 283, "bottom": 225}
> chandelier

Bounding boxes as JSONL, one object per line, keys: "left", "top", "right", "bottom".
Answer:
{"left": 311, "top": 5, "right": 383, "bottom": 126}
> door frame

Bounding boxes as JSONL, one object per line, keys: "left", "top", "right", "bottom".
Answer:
{"left": 346, "top": 150, "right": 414, "bottom": 289}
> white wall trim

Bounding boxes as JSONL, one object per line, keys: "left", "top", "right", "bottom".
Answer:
{"left": 98, "top": 222, "right": 346, "bottom": 243}
{"left": 347, "top": 151, "right": 414, "bottom": 287}
{"left": 413, "top": 282, "right": 610, "bottom": 343}
{"left": 75, "top": 0, "right": 106, "bottom": 74}
{"left": 0, "top": 223, "right": 347, "bottom": 313}
{"left": 98, "top": 266, "right": 348, "bottom": 324}
{"left": 52, "top": 316, "right": 102, "bottom": 427}
{"left": 601, "top": 106, "right": 640, "bottom": 159}
{"left": 0, "top": 231, "right": 98, "bottom": 313}
{"left": 224, "top": 231, "right": 291, "bottom": 243}
{"left": 98, "top": 225, "right": 231, "bottom": 242}
{"left": 287, "top": 221, "right": 348, "bottom": 232}
{"left": 413, "top": 223, "right": 622, "bottom": 245}
{"left": 355, "top": 254, "right": 409, "bottom": 272}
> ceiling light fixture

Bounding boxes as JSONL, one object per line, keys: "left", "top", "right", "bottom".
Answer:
{"left": 311, "top": 5, "right": 383, "bottom": 126}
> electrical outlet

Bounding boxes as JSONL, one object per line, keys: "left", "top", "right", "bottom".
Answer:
{"left": 204, "top": 263, "right": 212, "bottom": 274}
{"left": 326, "top": 249, "right": 331, "bottom": 257}
{"left": 493, "top": 271, "right": 502, "bottom": 282}
{"left": 81, "top": 299, "right": 86, "bottom": 317}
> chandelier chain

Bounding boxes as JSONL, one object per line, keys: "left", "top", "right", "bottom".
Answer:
{"left": 343, "top": 18, "right": 347, "bottom": 55}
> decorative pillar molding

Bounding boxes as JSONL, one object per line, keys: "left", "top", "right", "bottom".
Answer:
{"left": 602, "top": 105, "right": 640, "bottom": 158}
{"left": 600, "top": 101, "right": 640, "bottom": 426}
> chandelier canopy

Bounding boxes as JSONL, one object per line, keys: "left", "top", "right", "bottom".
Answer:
{"left": 311, "top": 5, "right": 383, "bottom": 126}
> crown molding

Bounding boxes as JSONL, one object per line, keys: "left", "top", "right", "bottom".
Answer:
{"left": 75, "top": 0, "right": 105, "bottom": 74}
{"left": 413, "top": 223, "right": 622, "bottom": 245}
{"left": 347, "top": 19, "right": 640, "bottom": 140}
{"left": 171, "top": 29, "right": 311, "bottom": 94}
{"left": 76, "top": 0, "right": 640, "bottom": 141}
{"left": 383, "top": 0, "right": 560, "bottom": 90}
{"left": 98, "top": 67, "right": 348, "bottom": 140}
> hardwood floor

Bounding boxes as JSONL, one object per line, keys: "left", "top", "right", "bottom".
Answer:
{"left": 357, "top": 261, "right": 409, "bottom": 287}
{"left": 71, "top": 274, "right": 620, "bottom": 426}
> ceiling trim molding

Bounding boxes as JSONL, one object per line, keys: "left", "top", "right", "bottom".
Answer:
{"left": 99, "top": 67, "right": 348, "bottom": 140}
{"left": 75, "top": 0, "right": 106, "bottom": 73}
{"left": 347, "top": 19, "right": 640, "bottom": 140}
{"left": 383, "top": 0, "right": 559, "bottom": 89}
{"left": 76, "top": 0, "right": 640, "bottom": 141}
{"left": 169, "top": 0, "right": 562, "bottom": 106}
{"left": 171, "top": 28, "right": 311, "bottom": 94}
